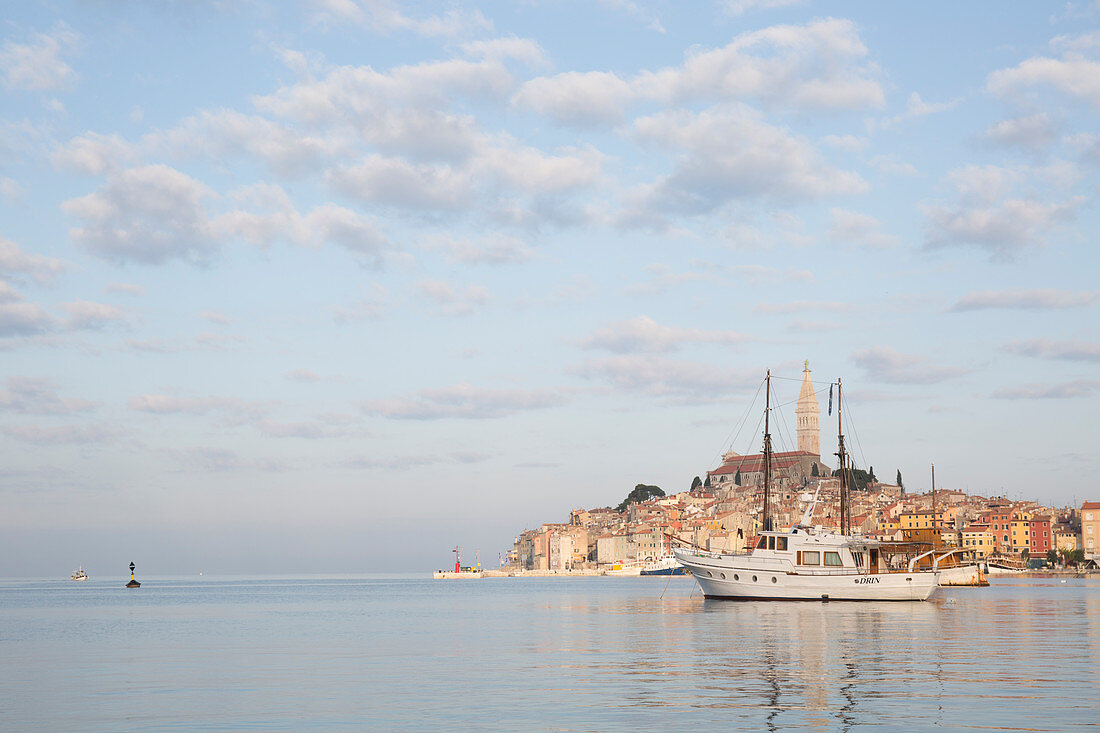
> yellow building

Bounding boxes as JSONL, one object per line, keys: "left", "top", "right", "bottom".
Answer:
{"left": 961, "top": 530, "right": 995, "bottom": 559}
{"left": 1010, "top": 511, "right": 1032, "bottom": 555}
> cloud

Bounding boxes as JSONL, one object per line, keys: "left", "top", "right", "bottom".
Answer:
{"left": 822, "top": 134, "right": 867, "bottom": 153}
{"left": 177, "top": 447, "right": 288, "bottom": 472}
{"left": 63, "top": 165, "right": 217, "bottom": 265}
{"left": 922, "top": 163, "right": 1084, "bottom": 259}
{"left": 851, "top": 346, "right": 967, "bottom": 384}
{"left": 571, "top": 355, "right": 759, "bottom": 400}
{"left": 333, "top": 284, "right": 388, "bottom": 323}
{"left": 327, "top": 155, "right": 473, "bottom": 210}
{"left": 724, "top": 0, "right": 804, "bottom": 15}
{"left": 344, "top": 451, "right": 492, "bottom": 470}
{"left": 1002, "top": 338, "right": 1100, "bottom": 362}
{"left": 621, "top": 104, "right": 866, "bottom": 223}
{"left": 51, "top": 132, "right": 135, "bottom": 175}
{"left": 992, "top": 379, "right": 1100, "bottom": 400}
{"left": 0, "top": 237, "right": 67, "bottom": 284}
{"left": 0, "top": 377, "right": 95, "bottom": 414}
{"left": 949, "top": 289, "right": 1097, "bottom": 312}
{"left": 513, "top": 17, "right": 883, "bottom": 125}
{"left": 828, "top": 208, "right": 900, "bottom": 249}
{"left": 105, "top": 283, "right": 145, "bottom": 296}
{"left": 581, "top": 316, "right": 749, "bottom": 354}
{"left": 754, "top": 300, "right": 856, "bottom": 315}
{"left": 254, "top": 418, "right": 352, "bottom": 439}
{"left": 417, "top": 279, "right": 489, "bottom": 316}
{"left": 217, "top": 184, "right": 389, "bottom": 263}
{"left": 129, "top": 394, "right": 268, "bottom": 424}
{"left": 0, "top": 302, "right": 55, "bottom": 337}
{"left": 985, "top": 113, "right": 1058, "bottom": 149}
{"left": 988, "top": 45, "right": 1100, "bottom": 107}
{"left": 0, "top": 26, "right": 78, "bottom": 91}
{"left": 364, "top": 382, "right": 566, "bottom": 419}
{"left": 426, "top": 233, "right": 534, "bottom": 265}
{"left": 285, "top": 369, "right": 323, "bottom": 382}
{"left": 0, "top": 423, "right": 124, "bottom": 445}
{"left": 312, "top": 0, "right": 494, "bottom": 38}
{"left": 60, "top": 300, "right": 127, "bottom": 331}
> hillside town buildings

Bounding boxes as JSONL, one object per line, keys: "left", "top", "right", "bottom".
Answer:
{"left": 506, "top": 363, "right": 1098, "bottom": 572}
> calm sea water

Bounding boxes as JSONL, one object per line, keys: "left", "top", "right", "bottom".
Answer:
{"left": 1, "top": 574, "right": 1098, "bottom": 731}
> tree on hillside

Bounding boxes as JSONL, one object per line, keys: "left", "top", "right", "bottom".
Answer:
{"left": 1046, "top": 549, "right": 1059, "bottom": 566}
{"left": 703, "top": 474, "right": 711, "bottom": 488}
{"left": 691, "top": 476, "right": 702, "bottom": 492}
{"left": 734, "top": 469, "right": 742, "bottom": 486}
{"left": 868, "top": 466, "right": 877, "bottom": 483}
{"left": 833, "top": 467, "right": 872, "bottom": 492}
{"left": 616, "top": 484, "right": 665, "bottom": 513}
{"left": 811, "top": 463, "right": 819, "bottom": 477}
{"left": 896, "top": 469, "right": 904, "bottom": 495}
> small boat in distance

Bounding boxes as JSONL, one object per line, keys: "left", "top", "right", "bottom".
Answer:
{"left": 640, "top": 556, "right": 687, "bottom": 575}
{"left": 71, "top": 566, "right": 88, "bottom": 581}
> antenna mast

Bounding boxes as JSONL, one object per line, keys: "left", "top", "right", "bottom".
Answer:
{"left": 762, "top": 370, "right": 773, "bottom": 533}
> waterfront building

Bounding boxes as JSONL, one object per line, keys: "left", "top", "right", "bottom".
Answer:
{"left": 1083, "top": 502, "right": 1100, "bottom": 560}
{"left": 961, "top": 529, "right": 995, "bottom": 559}
{"left": 1028, "top": 516, "right": 1052, "bottom": 557}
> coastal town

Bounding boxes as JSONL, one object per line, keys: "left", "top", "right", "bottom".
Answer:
{"left": 500, "top": 365, "right": 1100, "bottom": 575}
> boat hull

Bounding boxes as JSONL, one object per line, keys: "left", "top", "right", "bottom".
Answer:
{"left": 675, "top": 550, "right": 938, "bottom": 601}
{"left": 640, "top": 566, "right": 687, "bottom": 576}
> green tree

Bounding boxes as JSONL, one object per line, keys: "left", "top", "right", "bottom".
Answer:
{"left": 703, "top": 474, "right": 711, "bottom": 488}
{"left": 734, "top": 469, "right": 742, "bottom": 486}
{"left": 868, "top": 466, "right": 876, "bottom": 483}
{"left": 691, "top": 476, "right": 702, "bottom": 492}
{"left": 616, "top": 484, "right": 665, "bottom": 513}
{"left": 832, "top": 467, "right": 871, "bottom": 492}
{"left": 1046, "top": 549, "right": 1059, "bottom": 565}
{"left": 1021, "top": 548, "right": 1030, "bottom": 564}
{"left": 896, "top": 469, "right": 903, "bottom": 491}
{"left": 811, "top": 463, "right": 819, "bottom": 477}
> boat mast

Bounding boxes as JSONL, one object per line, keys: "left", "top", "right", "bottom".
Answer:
{"left": 762, "top": 370, "right": 773, "bottom": 533}
{"left": 835, "top": 378, "right": 850, "bottom": 536}
{"left": 931, "top": 462, "right": 937, "bottom": 543}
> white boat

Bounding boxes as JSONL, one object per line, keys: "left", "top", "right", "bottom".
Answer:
{"left": 71, "top": 566, "right": 88, "bottom": 581}
{"left": 674, "top": 527, "right": 940, "bottom": 601}
{"left": 674, "top": 371, "right": 941, "bottom": 602}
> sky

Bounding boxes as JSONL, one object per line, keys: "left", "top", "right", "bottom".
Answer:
{"left": 1, "top": 0, "right": 1098, "bottom": 576}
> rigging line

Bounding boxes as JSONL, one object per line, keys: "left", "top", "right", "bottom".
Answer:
{"left": 711, "top": 377, "right": 765, "bottom": 469}
{"left": 843, "top": 400, "right": 869, "bottom": 471}
{"left": 770, "top": 375, "right": 839, "bottom": 388}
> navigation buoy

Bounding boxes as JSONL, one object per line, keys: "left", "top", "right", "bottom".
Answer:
{"left": 126, "top": 561, "right": 141, "bottom": 588}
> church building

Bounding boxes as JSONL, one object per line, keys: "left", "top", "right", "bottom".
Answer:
{"left": 707, "top": 362, "right": 827, "bottom": 488}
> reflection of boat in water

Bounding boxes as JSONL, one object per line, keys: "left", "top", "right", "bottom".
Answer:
{"left": 674, "top": 372, "right": 942, "bottom": 601}
{"left": 71, "top": 566, "right": 88, "bottom": 581}
{"left": 640, "top": 556, "right": 687, "bottom": 575}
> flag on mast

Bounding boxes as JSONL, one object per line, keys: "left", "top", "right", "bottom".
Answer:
{"left": 828, "top": 384, "right": 833, "bottom": 416}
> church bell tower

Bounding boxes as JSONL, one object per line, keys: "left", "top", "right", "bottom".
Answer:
{"left": 795, "top": 360, "right": 821, "bottom": 457}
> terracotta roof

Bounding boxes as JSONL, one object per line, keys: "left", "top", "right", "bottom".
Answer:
{"left": 1083, "top": 501, "right": 1100, "bottom": 509}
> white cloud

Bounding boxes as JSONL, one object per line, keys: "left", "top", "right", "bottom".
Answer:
{"left": 105, "top": 283, "right": 145, "bottom": 296}
{"left": 823, "top": 134, "right": 867, "bottom": 153}
{"left": 828, "top": 208, "right": 900, "bottom": 249}
{"left": 869, "top": 154, "right": 917, "bottom": 176}
{"left": 0, "top": 376, "right": 95, "bottom": 414}
{"left": 851, "top": 346, "right": 967, "bottom": 384}
{"left": 993, "top": 379, "right": 1100, "bottom": 400}
{"left": 622, "top": 105, "right": 866, "bottom": 223}
{"left": 60, "top": 300, "right": 127, "bottom": 330}
{"left": 327, "top": 155, "right": 473, "bottom": 211}
{"left": 312, "top": 0, "right": 494, "bottom": 38}
{"left": 1002, "top": 338, "right": 1100, "bottom": 362}
{"left": 0, "top": 26, "right": 78, "bottom": 91}
{"left": 0, "top": 237, "right": 67, "bottom": 283}
{"left": 63, "top": 165, "right": 217, "bottom": 265}
{"left": 922, "top": 163, "right": 1084, "bottom": 259}
{"left": 51, "top": 132, "right": 135, "bottom": 175}
{"left": 333, "top": 284, "right": 388, "bottom": 323}
{"left": 129, "top": 394, "right": 267, "bottom": 424}
{"left": 0, "top": 302, "right": 55, "bottom": 337}
{"left": 217, "top": 183, "right": 389, "bottom": 263}
{"left": 1, "top": 423, "right": 124, "bottom": 445}
{"left": 950, "top": 289, "right": 1097, "bottom": 311}
{"left": 572, "top": 354, "right": 759, "bottom": 400}
{"left": 514, "top": 18, "right": 883, "bottom": 125}
{"left": 724, "top": 0, "right": 804, "bottom": 15}
{"left": 985, "top": 113, "right": 1057, "bottom": 149}
{"left": 417, "top": 279, "right": 489, "bottom": 316}
{"left": 988, "top": 52, "right": 1100, "bottom": 107}
{"left": 426, "top": 233, "right": 534, "bottom": 265}
{"left": 364, "top": 382, "right": 565, "bottom": 419}
{"left": 581, "top": 316, "right": 750, "bottom": 354}
{"left": 754, "top": 300, "right": 856, "bottom": 315}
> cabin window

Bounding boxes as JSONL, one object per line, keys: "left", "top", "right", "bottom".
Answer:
{"left": 768, "top": 536, "right": 776, "bottom": 550}
{"left": 757, "top": 536, "right": 768, "bottom": 549}
{"left": 800, "top": 551, "right": 820, "bottom": 565}
{"left": 824, "top": 551, "right": 842, "bottom": 566}
{"left": 776, "top": 537, "right": 788, "bottom": 552}
{"left": 853, "top": 552, "right": 865, "bottom": 567}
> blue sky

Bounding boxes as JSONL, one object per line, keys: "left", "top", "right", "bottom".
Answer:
{"left": 1, "top": 1, "right": 1098, "bottom": 575}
